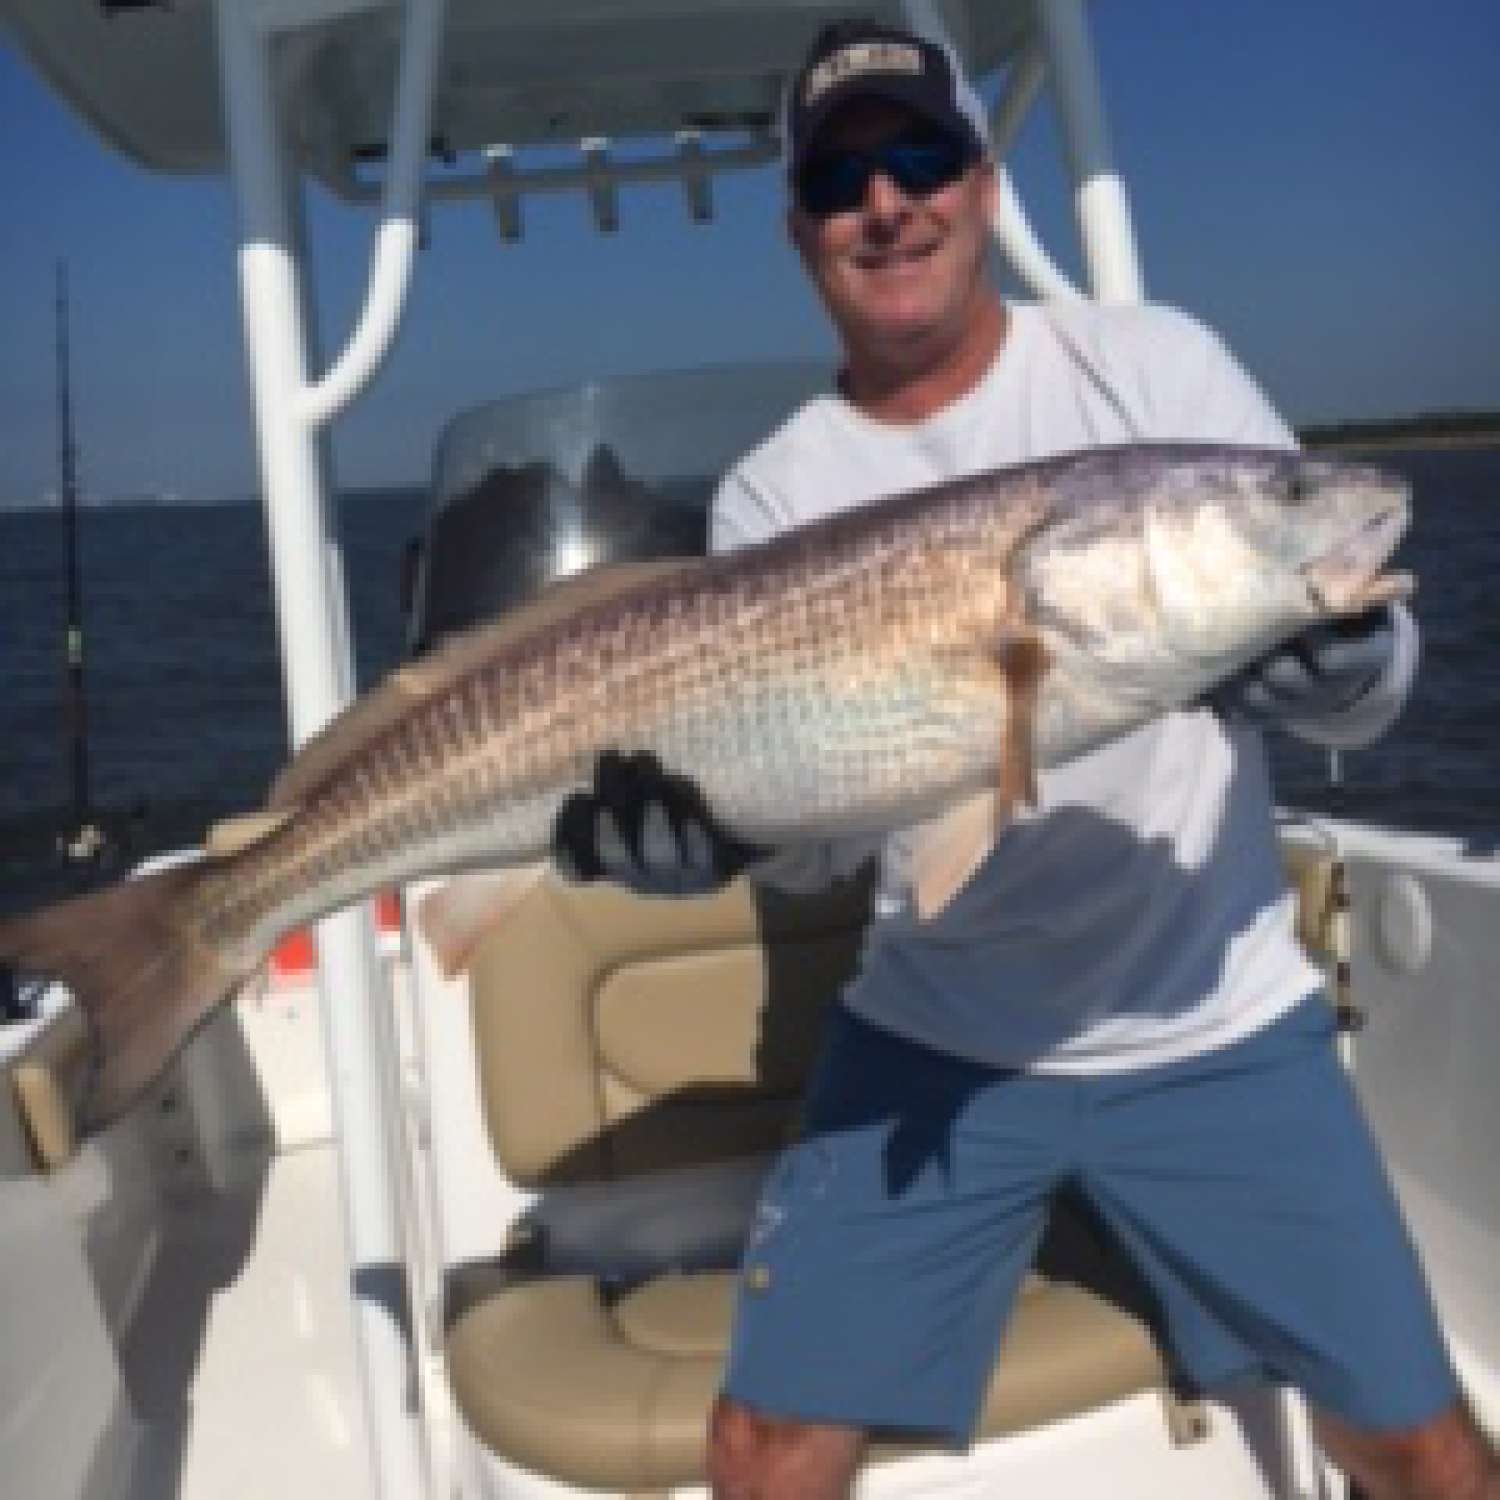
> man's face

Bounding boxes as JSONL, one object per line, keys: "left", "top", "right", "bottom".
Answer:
{"left": 788, "top": 97, "right": 996, "bottom": 363}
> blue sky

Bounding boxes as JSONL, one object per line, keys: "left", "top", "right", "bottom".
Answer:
{"left": 2, "top": 0, "right": 1497, "bottom": 503}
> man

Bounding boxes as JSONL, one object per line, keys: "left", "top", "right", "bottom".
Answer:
{"left": 556, "top": 20, "right": 1497, "bottom": 1500}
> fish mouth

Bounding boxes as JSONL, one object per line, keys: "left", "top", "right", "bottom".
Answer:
{"left": 1300, "top": 501, "right": 1415, "bottom": 614}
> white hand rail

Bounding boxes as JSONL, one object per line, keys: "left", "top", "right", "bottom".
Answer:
{"left": 213, "top": 1, "right": 445, "bottom": 1494}
{"left": 992, "top": 165, "right": 1085, "bottom": 303}
{"left": 299, "top": 0, "right": 444, "bottom": 425}
{"left": 990, "top": 40, "right": 1046, "bottom": 160}
{"left": 987, "top": 41, "right": 1085, "bottom": 302}
{"left": 1034, "top": 0, "right": 1145, "bottom": 303}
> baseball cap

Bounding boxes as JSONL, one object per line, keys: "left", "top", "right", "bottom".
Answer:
{"left": 781, "top": 19, "right": 992, "bottom": 174}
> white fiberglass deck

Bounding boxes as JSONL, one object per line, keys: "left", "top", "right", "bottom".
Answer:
{"left": 133, "top": 1145, "right": 373, "bottom": 1500}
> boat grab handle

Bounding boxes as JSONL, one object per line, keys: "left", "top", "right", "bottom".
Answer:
{"left": 300, "top": 0, "right": 445, "bottom": 426}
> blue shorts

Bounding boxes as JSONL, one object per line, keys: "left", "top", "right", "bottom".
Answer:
{"left": 722, "top": 998, "right": 1458, "bottom": 1444}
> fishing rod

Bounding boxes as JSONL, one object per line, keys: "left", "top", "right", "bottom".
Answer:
{"left": 54, "top": 261, "right": 107, "bottom": 871}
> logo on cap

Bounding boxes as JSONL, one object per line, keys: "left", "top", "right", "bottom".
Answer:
{"left": 803, "top": 40, "right": 923, "bottom": 107}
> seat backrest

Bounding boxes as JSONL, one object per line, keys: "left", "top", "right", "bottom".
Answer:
{"left": 464, "top": 871, "right": 872, "bottom": 1188}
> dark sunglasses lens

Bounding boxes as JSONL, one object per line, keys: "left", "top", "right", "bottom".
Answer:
{"left": 796, "top": 155, "right": 872, "bottom": 217}
{"left": 885, "top": 138, "right": 971, "bottom": 194}
{"left": 796, "top": 135, "right": 973, "bottom": 217}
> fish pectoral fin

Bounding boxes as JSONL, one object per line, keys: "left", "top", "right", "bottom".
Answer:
{"left": 910, "top": 791, "right": 1003, "bottom": 921}
{"left": 204, "top": 809, "right": 296, "bottom": 857}
{"left": 418, "top": 863, "right": 550, "bottom": 977}
{"left": 908, "top": 624, "right": 1048, "bottom": 921}
{"left": 994, "top": 630, "right": 1050, "bottom": 819}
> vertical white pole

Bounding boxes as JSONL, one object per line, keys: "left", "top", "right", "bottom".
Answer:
{"left": 990, "top": 166, "right": 1085, "bottom": 302}
{"left": 1034, "top": 0, "right": 1146, "bottom": 304}
{"left": 212, "top": 5, "right": 428, "bottom": 1497}
{"left": 282, "top": 176, "right": 358, "bottom": 703}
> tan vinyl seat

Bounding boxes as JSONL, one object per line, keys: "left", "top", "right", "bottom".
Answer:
{"left": 443, "top": 872, "right": 1177, "bottom": 1491}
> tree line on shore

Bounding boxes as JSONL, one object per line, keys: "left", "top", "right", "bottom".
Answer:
{"left": 1299, "top": 409, "right": 1500, "bottom": 449}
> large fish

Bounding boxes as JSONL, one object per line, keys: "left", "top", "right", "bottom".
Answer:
{"left": 0, "top": 444, "right": 1411, "bottom": 1127}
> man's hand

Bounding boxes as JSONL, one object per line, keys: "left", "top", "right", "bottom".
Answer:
{"left": 1211, "top": 604, "right": 1397, "bottom": 728}
{"left": 553, "top": 749, "right": 770, "bottom": 897}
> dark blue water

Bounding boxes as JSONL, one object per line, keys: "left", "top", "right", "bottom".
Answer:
{"left": 1, "top": 448, "right": 1496, "bottom": 913}
{"left": 1, "top": 487, "right": 421, "bottom": 823}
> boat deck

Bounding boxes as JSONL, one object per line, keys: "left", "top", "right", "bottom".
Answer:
{"left": 119, "top": 1143, "right": 372, "bottom": 1500}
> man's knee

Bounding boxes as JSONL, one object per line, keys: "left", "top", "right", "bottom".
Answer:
{"left": 1315, "top": 1400, "right": 1499, "bottom": 1499}
{"left": 706, "top": 1395, "right": 865, "bottom": 1499}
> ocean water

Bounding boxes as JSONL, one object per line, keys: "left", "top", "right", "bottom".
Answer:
{"left": 1, "top": 447, "right": 1496, "bottom": 913}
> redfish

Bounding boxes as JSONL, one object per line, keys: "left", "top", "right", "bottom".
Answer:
{"left": 0, "top": 444, "right": 1411, "bottom": 1126}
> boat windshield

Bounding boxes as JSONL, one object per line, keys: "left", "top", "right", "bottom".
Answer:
{"left": 407, "top": 361, "right": 829, "bottom": 650}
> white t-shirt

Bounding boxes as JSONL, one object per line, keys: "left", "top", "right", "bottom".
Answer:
{"left": 711, "top": 301, "right": 1410, "bottom": 1075}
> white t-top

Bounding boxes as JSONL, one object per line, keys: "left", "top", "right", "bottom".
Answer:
{"left": 710, "top": 301, "right": 1415, "bottom": 1075}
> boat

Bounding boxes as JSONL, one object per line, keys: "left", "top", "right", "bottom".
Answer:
{"left": 1, "top": 2, "right": 1495, "bottom": 1497}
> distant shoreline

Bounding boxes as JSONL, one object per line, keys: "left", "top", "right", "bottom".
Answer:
{"left": 3, "top": 425, "right": 1496, "bottom": 513}
{"left": 1298, "top": 414, "right": 1500, "bottom": 453}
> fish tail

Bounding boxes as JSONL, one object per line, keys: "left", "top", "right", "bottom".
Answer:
{"left": 0, "top": 863, "right": 243, "bottom": 1132}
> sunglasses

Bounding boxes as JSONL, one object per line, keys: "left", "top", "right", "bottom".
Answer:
{"left": 794, "top": 131, "right": 978, "bottom": 219}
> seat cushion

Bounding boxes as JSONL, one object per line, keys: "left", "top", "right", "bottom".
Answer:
{"left": 446, "top": 1267, "right": 1166, "bottom": 1491}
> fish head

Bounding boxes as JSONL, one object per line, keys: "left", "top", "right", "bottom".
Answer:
{"left": 1138, "top": 447, "right": 1413, "bottom": 666}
